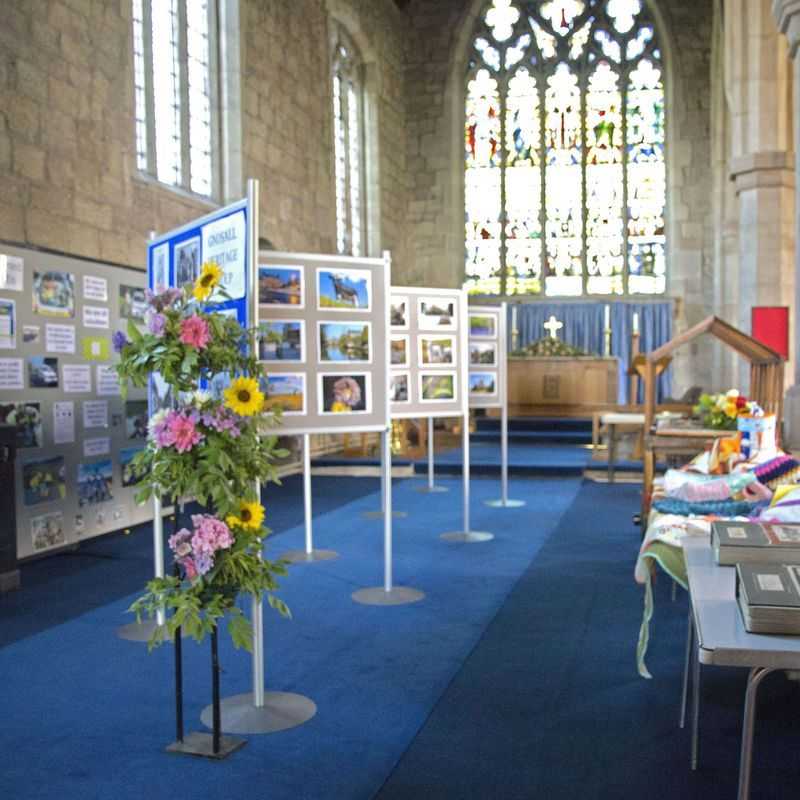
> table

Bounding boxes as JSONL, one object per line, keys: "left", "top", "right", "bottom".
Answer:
{"left": 596, "top": 411, "right": 645, "bottom": 482}
{"left": 682, "top": 537, "right": 800, "bottom": 799}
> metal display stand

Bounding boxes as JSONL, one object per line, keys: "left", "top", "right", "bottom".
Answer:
{"left": 414, "top": 417, "right": 448, "bottom": 494}
{"left": 484, "top": 399, "right": 525, "bottom": 509}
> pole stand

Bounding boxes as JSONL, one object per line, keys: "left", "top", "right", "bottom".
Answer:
{"left": 440, "top": 531, "right": 494, "bottom": 543}
{"left": 352, "top": 586, "right": 425, "bottom": 606}
{"left": 279, "top": 549, "right": 339, "bottom": 564}
{"left": 414, "top": 484, "right": 448, "bottom": 494}
{"left": 483, "top": 498, "right": 526, "bottom": 508}
{"left": 116, "top": 618, "right": 173, "bottom": 643}
{"left": 200, "top": 691, "right": 317, "bottom": 734}
{"left": 361, "top": 509, "right": 408, "bottom": 520}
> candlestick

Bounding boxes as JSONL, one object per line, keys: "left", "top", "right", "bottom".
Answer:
{"left": 604, "top": 304, "right": 610, "bottom": 330}
{"left": 632, "top": 312, "right": 639, "bottom": 335}
{"left": 511, "top": 304, "right": 518, "bottom": 351}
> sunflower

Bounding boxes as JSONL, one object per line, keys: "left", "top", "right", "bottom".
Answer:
{"left": 193, "top": 261, "right": 223, "bottom": 301}
{"left": 224, "top": 376, "right": 264, "bottom": 416}
{"left": 226, "top": 500, "right": 265, "bottom": 531}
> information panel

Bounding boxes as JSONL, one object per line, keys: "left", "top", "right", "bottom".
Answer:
{"left": 389, "top": 287, "right": 468, "bottom": 419}
{"left": 467, "top": 303, "right": 506, "bottom": 410}
{"left": 257, "top": 251, "right": 390, "bottom": 435}
{"left": 0, "top": 245, "right": 149, "bottom": 560}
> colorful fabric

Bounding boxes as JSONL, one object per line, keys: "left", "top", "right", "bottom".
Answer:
{"left": 652, "top": 497, "right": 762, "bottom": 517}
{"left": 757, "top": 484, "right": 800, "bottom": 524}
{"left": 753, "top": 455, "right": 800, "bottom": 488}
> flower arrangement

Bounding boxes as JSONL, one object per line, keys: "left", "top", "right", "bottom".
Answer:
{"left": 115, "top": 264, "right": 290, "bottom": 650}
{"left": 693, "top": 390, "right": 763, "bottom": 430}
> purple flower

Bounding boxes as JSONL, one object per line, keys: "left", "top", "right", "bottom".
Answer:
{"left": 194, "top": 553, "right": 214, "bottom": 576}
{"left": 146, "top": 312, "right": 166, "bottom": 337}
{"left": 112, "top": 331, "right": 130, "bottom": 353}
{"left": 147, "top": 287, "right": 182, "bottom": 312}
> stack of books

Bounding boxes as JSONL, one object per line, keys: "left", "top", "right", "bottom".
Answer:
{"left": 736, "top": 563, "right": 800, "bottom": 634}
{"left": 711, "top": 521, "right": 800, "bottom": 565}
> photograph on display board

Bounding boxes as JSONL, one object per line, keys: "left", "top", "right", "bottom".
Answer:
{"left": 420, "top": 373, "right": 456, "bottom": 402}
{"left": 120, "top": 447, "right": 144, "bottom": 487}
{"left": 419, "top": 335, "right": 455, "bottom": 366}
{"left": 0, "top": 402, "right": 43, "bottom": 448}
{"left": 260, "top": 373, "right": 305, "bottom": 415}
{"left": 258, "top": 265, "right": 304, "bottom": 307}
{"left": 390, "top": 372, "right": 410, "bottom": 403}
{"left": 23, "top": 325, "right": 40, "bottom": 344}
{"left": 469, "top": 313, "right": 497, "bottom": 338}
{"left": 418, "top": 297, "right": 457, "bottom": 330}
{"left": 390, "top": 335, "right": 408, "bottom": 366}
{"left": 175, "top": 237, "right": 200, "bottom": 287}
{"left": 0, "top": 298, "right": 15, "bottom": 348}
{"left": 469, "top": 371, "right": 498, "bottom": 397}
{"left": 119, "top": 284, "right": 148, "bottom": 322}
{"left": 258, "top": 320, "right": 304, "bottom": 362}
{"left": 317, "top": 268, "right": 370, "bottom": 311}
{"left": 28, "top": 356, "right": 59, "bottom": 388}
{"left": 151, "top": 244, "right": 169, "bottom": 288}
{"left": 31, "top": 511, "right": 66, "bottom": 553}
{"left": 319, "top": 373, "right": 370, "bottom": 414}
{"left": 32, "top": 271, "right": 75, "bottom": 318}
{"left": 82, "top": 336, "right": 110, "bottom": 360}
{"left": 77, "top": 460, "right": 114, "bottom": 507}
{"left": 23, "top": 456, "right": 67, "bottom": 506}
{"left": 470, "top": 341, "right": 497, "bottom": 365}
{"left": 390, "top": 296, "right": 409, "bottom": 329}
{"left": 318, "top": 321, "right": 370, "bottom": 363}
{"left": 149, "top": 372, "right": 173, "bottom": 412}
{"left": 125, "top": 400, "right": 149, "bottom": 440}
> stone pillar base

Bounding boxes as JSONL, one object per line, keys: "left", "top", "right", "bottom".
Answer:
{"left": 782, "top": 384, "right": 800, "bottom": 450}
{"left": 0, "top": 569, "right": 20, "bottom": 593}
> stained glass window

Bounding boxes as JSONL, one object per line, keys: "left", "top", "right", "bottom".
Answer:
{"left": 465, "top": 0, "right": 666, "bottom": 296}
{"left": 332, "top": 25, "right": 366, "bottom": 257}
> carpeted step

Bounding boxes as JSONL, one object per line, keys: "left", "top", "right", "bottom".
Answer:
{"left": 471, "top": 430, "right": 593, "bottom": 445}
{"left": 474, "top": 416, "right": 593, "bottom": 434}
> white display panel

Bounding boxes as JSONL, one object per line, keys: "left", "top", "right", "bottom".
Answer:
{"left": 467, "top": 303, "right": 507, "bottom": 410}
{"left": 389, "top": 287, "right": 468, "bottom": 419}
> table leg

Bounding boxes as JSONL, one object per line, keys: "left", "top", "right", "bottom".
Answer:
{"left": 608, "top": 423, "right": 616, "bottom": 484}
{"left": 737, "top": 667, "right": 775, "bottom": 800}
{"left": 679, "top": 605, "right": 693, "bottom": 729}
{"left": 690, "top": 618, "right": 701, "bottom": 770}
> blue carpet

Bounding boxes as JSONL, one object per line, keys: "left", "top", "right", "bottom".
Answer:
{"left": 375, "top": 481, "right": 800, "bottom": 800}
{"left": 0, "top": 474, "right": 582, "bottom": 800}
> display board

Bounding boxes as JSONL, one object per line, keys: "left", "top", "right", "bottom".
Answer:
{"left": 257, "top": 251, "right": 390, "bottom": 435}
{"left": 0, "top": 245, "right": 149, "bottom": 560}
{"left": 467, "top": 303, "right": 506, "bottom": 410}
{"left": 389, "top": 286, "right": 468, "bottom": 419}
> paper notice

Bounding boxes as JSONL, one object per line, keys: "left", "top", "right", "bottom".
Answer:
{"left": 0, "top": 298, "right": 16, "bottom": 349}
{"left": 46, "top": 324, "right": 76, "bottom": 354}
{"left": 83, "top": 275, "right": 108, "bottom": 302}
{"left": 83, "top": 437, "right": 111, "bottom": 457}
{"left": 83, "top": 305, "right": 110, "bottom": 329}
{"left": 0, "top": 358, "right": 23, "bottom": 389}
{"left": 53, "top": 401, "right": 76, "bottom": 445}
{"left": 62, "top": 364, "right": 92, "bottom": 393}
{"left": 96, "top": 365, "right": 121, "bottom": 396}
{"left": 0, "top": 255, "right": 24, "bottom": 291}
{"left": 82, "top": 400, "right": 109, "bottom": 429}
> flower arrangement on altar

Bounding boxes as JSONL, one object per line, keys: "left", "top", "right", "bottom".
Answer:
{"left": 114, "top": 263, "right": 290, "bottom": 650}
{"left": 693, "top": 389, "right": 763, "bottom": 431}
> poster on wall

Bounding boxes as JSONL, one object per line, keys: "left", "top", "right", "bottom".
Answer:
{"left": 83, "top": 400, "right": 109, "bottom": 429}
{"left": 32, "top": 271, "right": 75, "bottom": 318}
{"left": 0, "top": 298, "right": 16, "bottom": 348}
{"left": 96, "top": 365, "right": 121, "bottom": 396}
{"left": 31, "top": 511, "right": 66, "bottom": 553}
{"left": 83, "top": 275, "right": 108, "bottom": 302}
{"left": 45, "top": 324, "right": 76, "bottom": 354}
{"left": 0, "top": 358, "right": 24, "bottom": 390}
{"left": 0, "top": 254, "right": 24, "bottom": 291}
{"left": 83, "top": 305, "right": 110, "bottom": 329}
{"left": 62, "top": 363, "right": 91, "bottom": 393}
{"left": 77, "top": 460, "right": 114, "bottom": 506}
{"left": 53, "top": 401, "right": 76, "bottom": 445}
{"left": 22, "top": 456, "right": 67, "bottom": 506}
{"left": 0, "top": 402, "right": 43, "bottom": 448}
{"left": 82, "top": 336, "right": 110, "bottom": 361}
{"left": 202, "top": 209, "right": 246, "bottom": 299}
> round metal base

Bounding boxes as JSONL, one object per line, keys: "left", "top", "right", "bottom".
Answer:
{"left": 360, "top": 510, "right": 408, "bottom": 520}
{"left": 484, "top": 499, "right": 526, "bottom": 508}
{"left": 117, "top": 618, "right": 182, "bottom": 643}
{"left": 279, "top": 549, "right": 339, "bottom": 564}
{"left": 414, "top": 485, "right": 449, "bottom": 494}
{"left": 200, "top": 691, "right": 317, "bottom": 734}
{"left": 351, "top": 586, "right": 425, "bottom": 606}
{"left": 440, "top": 531, "right": 494, "bottom": 543}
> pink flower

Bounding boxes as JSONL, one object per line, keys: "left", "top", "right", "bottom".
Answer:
{"left": 190, "top": 514, "right": 234, "bottom": 558}
{"left": 182, "top": 557, "right": 198, "bottom": 580}
{"left": 179, "top": 315, "right": 211, "bottom": 349}
{"left": 167, "top": 413, "right": 203, "bottom": 453}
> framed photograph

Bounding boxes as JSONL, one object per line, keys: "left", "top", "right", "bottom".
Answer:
{"left": 260, "top": 373, "right": 306, "bottom": 415}
{"left": 317, "top": 267, "right": 371, "bottom": 311}
{"left": 175, "top": 237, "right": 200, "bottom": 287}
{"left": 319, "top": 373, "right": 370, "bottom": 414}
{"left": 470, "top": 341, "right": 497, "bottom": 366}
{"left": 418, "top": 297, "right": 457, "bottom": 330}
{"left": 318, "top": 321, "right": 371, "bottom": 363}
{"left": 77, "top": 460, "right": 114, "bottom": 507}
{"left": 390, "top": 296, "right": 409, "bottom": 329}
{"left": 0, "top": 401, "right": 42, "bottom": 449}
{"left": 125, "top": 400, "right": 149, "bottom": 440}
{"left": 31, "top": 511, "right": 66, "bottom": 553}
{"left": 390, "top": 335, "right": 409, "bottom": 367}
{"left": 258, "top": 265, "right": 304, "bottom": 307}
{"left": 420, "top": 373, "right": 456, "bottom": 402}
{"left": 390, "top": 372, "right": 410, "bottom": 403}
{"left": 469, "top": 312, "right": 497, "bottom": 338}
{"left": 120, "top": 447, "right": 144, "bottom": 488}
{"left": 419, "top": 335, "right": 456, "bottom": 366}
{"left": 29, "top": 356, "right": 59, "bottom": 388}
{"left": 258, "top": 320, "right": 304, "bottom": 362}
{"left": 23, "top": 456, "right": 67, "bottom": 506}
{"left": 151, "top": 243, "right": 169, "bottom": 289}
{"left": 149, "top": 372, "right": 173, "bottom": 413}
{"left": 32, "top": 271, "right": 75, "bottom": 318}
{"left": 469, "top": 371, "right": 498, "bottom": 398}
{"left": 119, "top": 284, "right": 148, "bottom": 322}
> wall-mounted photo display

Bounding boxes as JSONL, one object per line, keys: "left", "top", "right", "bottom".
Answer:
{"left": 77, "top": 460, "right": 114, "bottom": 507}
{"left": 23, "top": 325, "right": 40, "bottom": 344}
{"left": 258, "top": 320, "right": 304, "bottom": 362}
{"left": 470, "top": 341, "right": 497, "bottom": 366}
{"left": 259, "top": 265, "right": 304, "bottom": 307}
{"left": 390, "top": 335, "right": 409, "bottom": 367}
{"left": 317, "top": 268, "right": 371, "bottom": 311}
{"left": 33, "top": 271, "right": 75, "bottom": 318}
{"left": 260, "top": 373, "right": 306, "bottom": 415}
{"left": 31, "top": 511, "right": 66, "bottom": 553}
{"left": 23, "top": 455, "right": 67, "bottom": 506}
{"left": 469, "top": 371, "right": 498, "bottom": 398}
{"left": 119, "top": 284, "right": 148, "bottom": 322}
{"left": 119, "top": 447, "right": 144, "bottom": 488}
{"left": 420, "top": 372, "right": 456, "bottom": 403}
{"left": 419, "top": 335, "right": 455, "bottom": 367}
{"left": 29, "top": 356, "right": 59, "bottom": 388}
{"left": 469, "top": 312, "right": 497, "bottom": 338}
{"left": 150, "top": 243, "right": 169, "bottom": 289}
{"left": 390, "top": 296, "right": 409, "bottom": 329}
{"left": 390, "top": 372, "right": 410, "bottom": 403}
{"left": 0, "top": 401, "right": 43, "bottom": 449}
{"left": 319, "top": 373, "right": 370, "bottom": 414}
{"left": 175, "top": 237, "right": 200, "bottom": 287}
{"left": 0, "top": 297, "right": 16, "bottom": 348}
{"left": 125, "top": 400, "right": 149, "bottom": 440}
{"left": 318, "top": 321, "right": 371, "bottom": 363}
{"left": 418, "top": 297, "right": 457, "bottom": 331}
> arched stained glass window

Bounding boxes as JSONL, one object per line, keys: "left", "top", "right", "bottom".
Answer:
{"left": 464, "top": 0, "right": 666, "bottom": 296}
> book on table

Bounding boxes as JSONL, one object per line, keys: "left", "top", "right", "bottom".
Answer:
{"left": 711, "top": 521, "right": 800, "bottom": 565}
{"left": 736, "top": 562, "right": 800, "bottom": 635}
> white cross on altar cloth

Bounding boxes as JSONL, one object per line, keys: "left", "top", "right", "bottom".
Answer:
{"left": 543, "top": 315, "right": 563, "bottom": 340}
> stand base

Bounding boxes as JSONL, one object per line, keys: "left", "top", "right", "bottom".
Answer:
{"left": 361, "top": 510, "right": 408, "bottom": 520}
{"left": 352, "top": 586, "right": 425, "bottom": 606}
{"left": 440, "top": 531, "right": 494, "bottom": 543}
{"left": 166, "top": 731, "right": 246, "bottom": 759}
{"left": 279, "top": 549, "right": 339, "bottom": 564}
{"left": 484, "top": 499, "right": 526, "bottom": 508}
{"left": 200, "top": 691, "right": 317, "bottom": 734}
{"left": 414, "top": 485, "right": 449, "bottom": 494}
{"left": 117, "top": 618, "right": 183, "bottom": 643}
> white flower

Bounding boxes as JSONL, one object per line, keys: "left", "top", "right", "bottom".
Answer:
{"left": 147, "top": 409, "right": 168, "bottom": 440}
{"left": 726, "top": 389, "right": 739, "bottom": 399}
{"left": 192, "top": 390, "right": 212, "bottom": 407}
